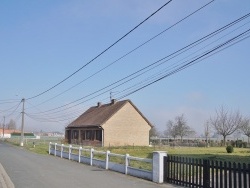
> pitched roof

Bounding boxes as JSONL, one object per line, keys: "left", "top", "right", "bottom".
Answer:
{"left": 67, "top": 99, "right": 152, "bottom": 128}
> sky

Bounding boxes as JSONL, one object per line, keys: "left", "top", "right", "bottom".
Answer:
{"left": 0, "top": 0, "right": 250, "bottom": 136}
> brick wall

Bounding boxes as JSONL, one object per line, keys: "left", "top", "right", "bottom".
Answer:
{"left": 103, "top": 102, "right": 151, "bottom": 146}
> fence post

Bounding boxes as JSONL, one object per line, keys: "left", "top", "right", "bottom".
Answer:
{"left": 153, "top": 151, "right": 167, "bottom": 183}
{"left": 203, "top": 159, "right": 210, "bottom": 188}
{"left": 125, "top": 154, "right": 129, "bottom": 175}
{"left": 69, "top": 145, "right": 72, "bottom": 160}
{"left": 90, "top": 148, "right": 94, "bottom": 166}
{"left": 105, "top": 150, "right": 110, "bottom": 170}
{"left": 79, "top": 147, "right": 82, "bottom": 163}
{"left": 163, "top": 156, "right": 168, "bottom": 183}
{"left": 61, "top": 144, "right": 64, "bottom": 158}
{"left": 49, "top": 142, "right": 51, "bottom": 155}
{"left": 54, "top": 143, "right": 57, "bottom": 156}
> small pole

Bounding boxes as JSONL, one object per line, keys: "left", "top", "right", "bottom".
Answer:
{"left": 79, "top": 147, "right": 82, "bottom": 163}
{"left": 90, "top": 148, "right": 94, "bottom": 166}
{"left": 105, "top": 151, "right": 110, "bottom": 170}
{"left": 49, "top": 142, "right": 51, "bottom": 154}
{"left": 125, "top": 154, "right": 129, "bottom": 175}
{"left": 54, "top": 143, "right": 57, "bottom": 156}
{"left": 61, "top": 144, "right": 64, "bottom": 158}
{"left": 69, "top": 145, "right": 72, "bottom": 160}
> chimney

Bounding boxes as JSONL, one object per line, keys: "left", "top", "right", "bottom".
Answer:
{"left": 97, "top": 102, "right": 102, "bottom": 107}
{"left": 111, "top": 99, "right": 117, "bottom": 105}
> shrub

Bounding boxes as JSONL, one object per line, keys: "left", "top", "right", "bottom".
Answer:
{"left": 226, "top": 145, "right": 234, "bottom": 153}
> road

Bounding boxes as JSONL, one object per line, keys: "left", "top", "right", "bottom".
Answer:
{"left": 0, "top": 141, "right": 178, "bottom": 188}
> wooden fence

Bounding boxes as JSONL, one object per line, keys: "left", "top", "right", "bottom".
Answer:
{"left": 164, "top": 155, "right": 250, "bottom": 188}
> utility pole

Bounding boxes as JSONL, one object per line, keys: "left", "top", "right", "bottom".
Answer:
{"left": 20, "top": 98, "right": 25, "bottom": 146}
{"left": 3, "top": 116, "right": 5, "bottom": 138}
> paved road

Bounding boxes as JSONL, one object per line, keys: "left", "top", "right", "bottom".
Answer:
{"left": 0, "top": 141, "right": 179, "bottom": 188}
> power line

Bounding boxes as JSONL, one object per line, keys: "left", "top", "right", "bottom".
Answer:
{"left": 27, "top": 12, "right": 250, "bottom": 116}
{"left": 26, "top": 0, "right": 173, "bottom": 101}
{"left": 0, "top": 101, "right": 22, "bottom": 114}
{"left": 4, "top": 101, "right": 22, "bottom": 118}
{"left": 26, "top": 26, "right": 249, "bottom": 123}
{"left": 116, "top": 29, "right": 250, "bottom": 100}
{"left": 30, "top": 0, "right": 214, "bottom": 108}
{"left": 45, "top": 27, "right": 250, "bottom": 115}
{"left": 25, "top": 28, "right": 250, "bottom": 124}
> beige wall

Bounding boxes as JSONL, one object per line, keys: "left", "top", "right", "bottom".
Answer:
{"left": 102, "top": 102, "right": 151, "bottom": 146}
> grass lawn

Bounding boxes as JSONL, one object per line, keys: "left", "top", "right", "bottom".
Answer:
{"left": 102, "top": 146, "right": 250, "bottom": 164}
{"left": 6, "top": 139, "right": 250, "bottom": 164}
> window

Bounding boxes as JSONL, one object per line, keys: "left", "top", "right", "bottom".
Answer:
{"left": 81, "top": 130, "right": 102, "bottom": 141}
{"left": 96, "top": 130, "right": 102, "bottom": 141}
{"left": 81, "top": 130, "right": 85, "bottom": 140}
{"left": 86, "top": 130, "right": 91, "bottom": 140}
{"left": 72, "top": 130, "right": 78, "bottom": 139}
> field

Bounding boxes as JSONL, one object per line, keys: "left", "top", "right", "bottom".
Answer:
{"left": 6, "top": 138, "right": 250, "bottom": 164}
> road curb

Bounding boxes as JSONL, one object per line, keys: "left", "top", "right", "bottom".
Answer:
{"left": 0, "top": 163, "right": 15, "bottom": 188}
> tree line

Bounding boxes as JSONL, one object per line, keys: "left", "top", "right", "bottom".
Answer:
{"left": 150, "top": 105, "right": 250, "bottom": 146}
{"left": 0, "top": 119, "right": 17, "bottom": 130}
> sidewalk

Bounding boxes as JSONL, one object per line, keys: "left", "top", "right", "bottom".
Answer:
{"left": 0, "top": 163, "right": 15, "bottom": 188}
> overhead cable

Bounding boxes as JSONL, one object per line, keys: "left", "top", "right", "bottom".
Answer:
{"left": 116, "top": 29, "right": 250, "bottom": 100}
{"left": 28, "top": 12, "right": 250, "bottom": 116}
{"left": 32, "top": 0, "right": 214, "bottom": 107}
{"left": 26, "top": 0, "right": 173, "bottom": 101}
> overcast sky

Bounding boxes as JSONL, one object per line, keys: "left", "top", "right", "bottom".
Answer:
{"left": 1, "top": 0, "right": 250, "bottom": 135}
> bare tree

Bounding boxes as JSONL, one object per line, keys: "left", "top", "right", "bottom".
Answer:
{"left": 210, "top": 106, "right": 242, "bottom": 146}
{"left": 204, "top": 121, "right": 211, "bottom": 147}
{"left": 6, "top": 119, "right": 16, "bottom": 130}
{"left": 165, "top": 114, "right": 194, "bottom": 141}
{"left": 164, "top": 120, "right": 179, "bottom": 140}
{"left": 240, "top": 117, "right": 250, "bottom": 143}
{"left": 175, "top": 114, "right": 193, "bottom": 142}
{"left": 149, "top": 126, "right": 160, "bottom": 138}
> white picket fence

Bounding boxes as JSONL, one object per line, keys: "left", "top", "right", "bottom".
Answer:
{"left": 49, "top": 142, "right": 166, "bottom": 183}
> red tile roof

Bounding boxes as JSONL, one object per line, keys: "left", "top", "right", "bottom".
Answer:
{"left": 67, "top": 99, "right": 152, "bottom": 128}
{"left": 0, "top": 129, "right": 20, "bottom": 134}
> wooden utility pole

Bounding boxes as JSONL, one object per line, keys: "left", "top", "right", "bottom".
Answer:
{"left": 20, "top": 98, "right": 25, "bottom": 146}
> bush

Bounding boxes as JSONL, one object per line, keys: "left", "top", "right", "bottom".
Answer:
{"left": 226, "top": 145, "right": 234, "bottom": 153}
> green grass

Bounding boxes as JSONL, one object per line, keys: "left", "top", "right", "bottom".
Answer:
{"left": 6, "top": 139, "right": 250, "bottom": 165}
{"left": 6, "top": 138, "right": 54, "bottom": 155}
{"left": 100, "top": 146, "right": 250, "bottom": 164}
{"left": 25, "top": 143, "right": 49, "bottom": 155}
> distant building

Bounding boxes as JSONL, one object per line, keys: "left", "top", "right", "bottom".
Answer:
{"left": 0, "top": 129, "right": 20, "bottom": 138}
{"left": 35, "top": 131, "right": 64, "bottom": 137}
{"left": 65, "top": 99, "right": 152, "bottom": 147}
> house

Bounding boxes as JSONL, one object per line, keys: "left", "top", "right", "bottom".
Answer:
{"left": 65, "top": 99, "right": 152, "bottom": 147}
{"left": 0, "top": 129, "right": 20, "bottom": 138}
